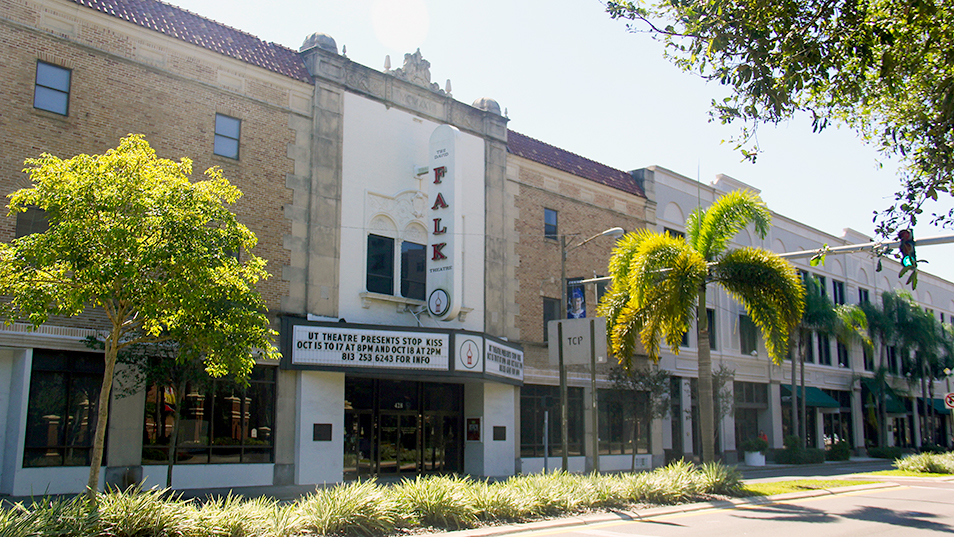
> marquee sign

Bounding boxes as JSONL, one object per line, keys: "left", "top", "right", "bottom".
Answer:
{"left": 284, "top": 321, "right": 524, "bottom": 383}
{"left": 427, "top": 125, "right": 462, "bottom": 321}
{"left": 291, "top": 324, "right": 449, "bottom": 371}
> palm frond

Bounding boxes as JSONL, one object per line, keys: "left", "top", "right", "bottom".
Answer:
{"left": 712, "top": 247, "right": 804, "bottom": 364}
{"left": 834, "top": 304, "right": 871, "bottom": 347}
{"left": 599, "top": 231, "right": 706, "bottom": 364}
{"left": 690, "top": 190, "right": 770, "bottom": 261}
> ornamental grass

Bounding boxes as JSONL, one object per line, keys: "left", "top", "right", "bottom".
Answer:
{"left": 0, "top": 461, "right": 747, "bottom": 537}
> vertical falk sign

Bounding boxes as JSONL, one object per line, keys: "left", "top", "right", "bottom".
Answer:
{"left": 427, "top": 125, "right": 462, "bottom": 321}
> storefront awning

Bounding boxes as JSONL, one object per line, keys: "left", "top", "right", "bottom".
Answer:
{"left": 918, "top": 397, "right": 952, "bottom": 416}
{"left": 860, "top": 378, "right": 908, "bottom": 415}
{"left": 780, "top": 385, "right": 841, "bottom": 408}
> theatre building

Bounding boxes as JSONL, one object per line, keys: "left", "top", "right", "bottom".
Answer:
{"left": 0, "top": 0, "right": 544, "bottom": 495}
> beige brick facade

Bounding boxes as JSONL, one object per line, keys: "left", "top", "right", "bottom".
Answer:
{"left": 0, "top": 0, "right": 311, "bottom": 316}
{"left": 508, "top": 154, "right": 655, "bottom": 379}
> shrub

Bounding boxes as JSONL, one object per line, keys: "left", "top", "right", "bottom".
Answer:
{"left": 389, "top": 475, "right": 478, "bottom": 530}
{"left": 895, "top": 452, "right": 954, "bottom": 474}
{"left": 868, "top": 446, "right": 904, "bottom": 459}
{"left": 0, "top": 495, "right": 97, "bottom": 537}
{"left": 919, "top": 443, "right": 947, "bottom": 454}
{"left": 826, "top": 441, "right": 851, "bottom": 461}
{"left": 776, "top": 447, "right": 826, "bottom": 464}
{"left": 696, "top": 462, "right": 743, "bottom": 496}
{"left": 783, "top": 435, "right": 802, "bottom": 449}
{"left": 292, "top": 479, "right": 398, "bottom": 536}
{"left": 468, "top": 480, "right": 534, "bottom": 522}
{"left": 739, "top": 438, "right": 768, "bottom": 453}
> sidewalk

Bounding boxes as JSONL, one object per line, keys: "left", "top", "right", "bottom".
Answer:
{"left": 445, "top": 481, "right": 899, "bottom": 537}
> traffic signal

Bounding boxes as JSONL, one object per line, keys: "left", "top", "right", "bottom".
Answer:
{"left": 898, "top": 229, "right": 917, "bottom": 267}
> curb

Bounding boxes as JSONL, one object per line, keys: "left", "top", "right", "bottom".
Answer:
{"left": 445, "top": 482, "right": 899, "bottom": 537}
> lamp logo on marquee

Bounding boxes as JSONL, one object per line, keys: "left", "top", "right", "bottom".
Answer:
{"left": 426, "top": 125, "right": 463, "bottom": 321}
{"left": 459, "top": 338, "right": 479, "bottom": 369}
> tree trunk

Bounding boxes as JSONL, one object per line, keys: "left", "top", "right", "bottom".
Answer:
{"left": 630, "top": 418, "right": 639, "bottom": 471}
{"left": 87, "top": 324, "right": 122, "bottom": 502}
{"left": 696, "top": 284, "right": 715, "bottom": 462}
{"left": 167, "top": 379, "right": 186, "bottom": 488}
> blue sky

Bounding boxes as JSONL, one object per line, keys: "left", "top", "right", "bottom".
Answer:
{"left": 168, "top": 0, "right": 954, "bottom": 283}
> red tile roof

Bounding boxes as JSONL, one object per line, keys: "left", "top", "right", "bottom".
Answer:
{"left": 69, "top": 0, "right": 313, "bottom": 83}
{"left": 507, "top": 130, "right": 645, "bottom": 198}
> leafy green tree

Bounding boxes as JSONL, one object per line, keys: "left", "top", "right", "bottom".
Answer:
{"left": 606, "top": 0, "right": 954, "bottom": 236}
{"left": 599, "top": 189, "right": 804, "bottom": 462}
{"left": 0, "top": 135, "right": 279, "bottom": 499}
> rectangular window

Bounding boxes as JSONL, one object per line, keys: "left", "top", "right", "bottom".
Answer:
{"left": 543, "top": 297, "right": 560, "bottom": 342}
{"left": 366, "top": 234, "right": 395, "bottom": 295}
{"left": 858, "top": 287, "right": 870, "bottom": 304}
{"left": 818, "top": 334, "right": 832, "bottom": 365}
{"left": 863, "top": 346, "right": 874, "bottom": 371}
{"left": 837, "top": 342, "right": 849, "bottom": 368}
{"left": 596, "top": 276, "right": 609, "bottom": 307}
{"left": 887, "top": 346, "right": 898, "bottom": 374}
{"left": 142, "top": 365, "right": 276, "bottom": 465}
{"left": 663, "top": 227, "right": 685, "bottom": 239}
{"left": 213, "top": 113, "right": 241, "bottom": 159}
{"left": 814, "top": 274, "right": 827, "bottom": 296}
{"left": 707, "top": 308, "right": 717, "bottom": 350}
{"left": 805, "top": 333, "right": 815, "bottom": 363}
{"left": 739, "top": 315, "right": 758, "bottom": 356}
{"left": 544, "top": 208, "right": 558, "bottom": 239}
{"left": 519, "top": 384, "right": 584, "bottom": 457}
{"left": 400, "top": 241, "right": 426, "bottom": 300}
{"left": 24, "top": 349, "right": 104, "bottom": 467}
{"left": 598, "top": 388, "right": 650, "bottom": 455}
{"left": 16, "top": 206, "right": 49, "bottom": 238}
{"left": 832, "top": 279, "right": 845, "bottom": 305}
{"left": 34, "top": 61, "right": 71, "bottom": 115}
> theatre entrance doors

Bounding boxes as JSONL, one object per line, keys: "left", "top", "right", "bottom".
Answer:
{"left": 343, "top": 378, "right": 463, "bottom": 479}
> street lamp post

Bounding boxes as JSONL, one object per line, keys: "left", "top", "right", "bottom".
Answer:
{"left": 558, "top": 226, "right": 625, "bottom": 472}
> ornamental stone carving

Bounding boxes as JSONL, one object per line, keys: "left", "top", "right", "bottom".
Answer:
{"left": 390, "top": 49, "right": 444, "bottom": 94}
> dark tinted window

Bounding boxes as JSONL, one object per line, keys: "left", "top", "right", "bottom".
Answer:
{"left": 367, "top": 234, "right": 394, "bottom": 294}
{"left": 34, "top": 61, "right": 71, "bottom": 115}
{"left": 213, "top": 114, "right": 241, "bottom": 159}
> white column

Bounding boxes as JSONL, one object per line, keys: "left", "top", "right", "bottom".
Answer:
{"left": 464, "top": 382, "right": 516, "bottom": 478}
{"left": 681, "top": 378, "right": 693, "bottom": 457}
{"left": 295, "top": 370, "right": 344, "bottom": 485}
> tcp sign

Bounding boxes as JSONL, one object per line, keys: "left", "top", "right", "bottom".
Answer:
{"left": 945, "top": 392, "right": 954, "bottom": 409}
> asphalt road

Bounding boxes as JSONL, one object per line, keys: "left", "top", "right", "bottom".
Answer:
{"left": 477, "top": 475, "right": 954, "bottom": 537}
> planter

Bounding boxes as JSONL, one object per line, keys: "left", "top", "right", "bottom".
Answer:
{"left": 744, "top": 451, "right": 766, "bottom": 466}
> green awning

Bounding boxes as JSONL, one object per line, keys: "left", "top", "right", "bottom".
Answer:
{"left": 780, "top": 385, "right": 841, "bottom": 408}
{"left": 918, "top": 397, "right": 952, "bottom": 416}
{"left": 860, "top": 378, "right": 908, "bottom": 415}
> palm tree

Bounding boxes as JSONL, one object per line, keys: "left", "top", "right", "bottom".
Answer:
{"left": 791, "top": 277, "right": 870, "bottom": 448}
{"left": 599, "top": 190, "right": 804, "bottom": 462}
{"left": 790, "top": 276, "right": 836, "bottom": 446}
{"left": 859, "top": 293, "right": 899, "bottom": 447}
